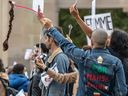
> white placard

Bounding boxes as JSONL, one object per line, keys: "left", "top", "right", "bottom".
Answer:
{"left": 84, "top": 13, "right": 113, "bottom": 45}
{"left": 41, "top": 63, "right": 58, "bottom": 87}
{"left": 16, "top": 89, "right": 25, "bottom": 96}
{"left": 32, "top": 0, "right": 44, "bottom": 13}
{"left": 41, "top": 74, "right": 53, "bottom": 87}
{"left": 24, "top": 49, "right": 32, "bottom": 60}
{"left": 84, "top": 13, "right": 113, "bottom": 36}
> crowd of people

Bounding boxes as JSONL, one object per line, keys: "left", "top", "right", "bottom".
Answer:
{"left": 0, "top": 3, "right": 128, "bottom": 96}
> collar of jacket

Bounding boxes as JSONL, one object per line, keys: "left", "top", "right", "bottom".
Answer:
{"left": 47, "top": 47, "right": 62, "bottom": 63}
{"left": 91, "top": 48, "right": 110, "bottom": 54}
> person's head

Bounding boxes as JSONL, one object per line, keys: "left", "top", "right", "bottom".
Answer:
{"left": 12, "top": 64, "right": 25, "bottom": 74}
{"left": 110, "top": 28, "right": 128, "bottom": 58}
{"left": 91, "top": 28, "right": 108, "bottom": 48}
{"left": 42, "top": 26, "right": 63, "bottom": 50}
{"left": 35, "top": 43, "right": 49, "bottom": 54}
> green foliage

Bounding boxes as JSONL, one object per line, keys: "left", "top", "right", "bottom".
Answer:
{"left": 59, "top": 8, "right": 128, "bottom": 47}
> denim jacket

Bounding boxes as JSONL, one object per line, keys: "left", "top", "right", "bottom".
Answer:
{"left": 40, "top": 52, "right": 69, "bottom": 96}
{"left": 48, "top": 27, "right": 127, "bottom": 96}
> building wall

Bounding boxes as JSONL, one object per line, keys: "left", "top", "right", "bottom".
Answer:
{"left": 0, "top": 0, "right": 8, "bottom": 66}
{"left": 0, "top": 0, "right": 128, "bottom": 66}
{"left": 59, "top": 0, "right": 123, "bottom": 9}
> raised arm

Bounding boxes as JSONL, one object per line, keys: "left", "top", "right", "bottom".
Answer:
{"left": 37, "top": 12, "right": 87, "bottom": 64}
{"left": 70, "top": 4, "right": 93, "bottom": 38}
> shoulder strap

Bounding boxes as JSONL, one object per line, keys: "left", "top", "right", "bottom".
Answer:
{"left": 0, "top": 77, "right": 9, "bottom": 96}
{"left": 0, "top": 77, "right": 18, "bottom": 96}
{"left": 47, "top": 48, "right": 62, "bottom": 64}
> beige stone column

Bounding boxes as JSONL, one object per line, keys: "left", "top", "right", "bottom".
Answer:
{"left": 44, "top": 0, "right": 59, "bottom": 26}
{"left": 122, "top": 0, "right": 128, "bottom": 12}
{"left": 0, "top": 0, "right": 9, "bottom": 66}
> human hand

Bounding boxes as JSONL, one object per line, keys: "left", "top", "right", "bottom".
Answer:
{"left": 35, "top": 58, "right": 46, "bottom": 70}
{"left": 39, "top": 18, "right": 53, "bottom": 29}
{"left": 37, "top": 6, "right": 53, "bottom": 29}
{"left": 69, "top": 3, "right": 79, "bottom": 19}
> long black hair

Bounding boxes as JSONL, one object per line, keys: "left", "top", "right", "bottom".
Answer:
{"left": 110, "top": 28, "right": 128, "bottom": 58}
{"left": 3, "top": 1, "right": 14, "bottom": 51}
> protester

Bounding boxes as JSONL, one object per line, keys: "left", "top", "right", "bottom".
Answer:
{"left": 37, "top": 15, "right": 127, "bottom": 96}
{"left": 28, "top": 43, "right": 49, "bottom": 96}
{"left": 0, "top": 59, "right": 19, "bottom": 96}
{"left": 38, "top": 27, "right": 69, "bottom": 96}
{"left": 70, "top": 4, "right": 128, "bottom": 95}
{"left": 36, "top": 30, "right": 77, "bottom": 96}
{"left": 9, "top": 63, "right": 29, "bottom": 93}
{"left": 109, "top": 29, "right": 128, "bottom": 96}
{"left": 0, "top": 59, "right": 7, "bottom": 96}
{"left": 36, "top": 58, "right": 78, "bottom": 96}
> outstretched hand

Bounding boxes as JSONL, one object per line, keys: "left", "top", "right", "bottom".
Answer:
{"left": 39, "top": 18, "right": 53, "bottom": 29}
{"left": 69, "top": 3, "right": 79, "bottom": 19}
{"left": 37, "top": 6, "right": 53, "bottom": 29}
{"left": 37, "top": 17, "right": 53, "bottom": 29}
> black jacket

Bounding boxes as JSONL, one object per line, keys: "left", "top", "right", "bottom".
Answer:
{"left": 28, "top": 72, "right": 42, "bottom": 96}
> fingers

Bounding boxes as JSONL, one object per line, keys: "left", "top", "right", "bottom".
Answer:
{"left": 69, "top": 4, "right": 78, "bottom": 14}
{"left": 35, "top": 59, "right": 43, "bottom": 68}
{"left": 37, "top": 5, "right": 44, "bottom": 20}
{"left": 41, "top": 18, "right": 53, "bottom": 29}
{"left": 37, "top": 12, "right": 53, "bottom": 29}
{"left": 73, "top": 4, "right": 77, "bottom": 11}
{"left": 69, "top": 4, "right": 74, "bottom": 13}
{"left": 35, "top": 58, "right": 47, "bottom": 70}
{"left": 70, "top": 2, "right": 77, "bottom": 10}
{"left": 35, "top": 58, "right": 43, "bottom": 63}
{"left": 38, "top": 18, "right": 46, "bottom": 26}
{"left": 37, "top": 6, "right": 52, "bottom": 27}
{"left": 74, "top": 0, "right": 78, "bottom": 5}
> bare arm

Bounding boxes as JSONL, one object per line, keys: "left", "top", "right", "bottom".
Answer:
{"left": 70, "top": 4, "right": 93, "bottom": 38}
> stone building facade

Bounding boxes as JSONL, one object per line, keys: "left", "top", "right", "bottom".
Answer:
{"left": 0, "top": 0, "right": 128, "bottom": 66}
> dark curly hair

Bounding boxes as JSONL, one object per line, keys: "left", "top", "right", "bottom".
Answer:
{"left": 12, "top": 64, "right": 25, "bottom": 74}
{"left": 43, "top": 26, "right": 63, "bottom": 46}
{"left": 36, "top": 43, "right": 49, "bottom": 54}
{"left": 110, "top": 28, "right": 128, "bottom": 58}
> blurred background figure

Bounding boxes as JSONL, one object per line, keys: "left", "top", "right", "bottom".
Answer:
{"left": 0, "top": 59, "right": 18, "bottom": 96}
{"left": 0, "top": 59, "right": 7, "bottom": 96}
{"left": 9, "top": 63, "right": 29, "bottom": 93}
{"left": 28, "top": 43, "right": 49, "bottom": 96}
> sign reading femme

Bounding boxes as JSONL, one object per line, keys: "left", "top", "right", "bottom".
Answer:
{"left": 84, "top": 13, "right": 113, "bottom": 36}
